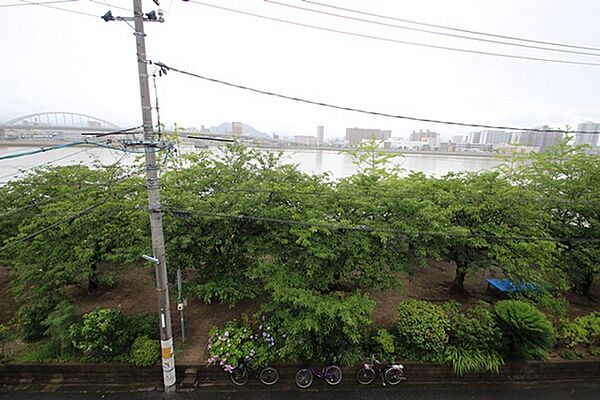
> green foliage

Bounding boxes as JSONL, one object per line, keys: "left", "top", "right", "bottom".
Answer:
{"left": 444, "top": 301, "right": 504, "bottom": 375}
{"left": 444, "top": 346, "right": 504, "bottom": 376}
{"left": 265, "top": 291, "right": 374, "bottom": 366}
{"left": 42, "top": 300, "right": 79, "bottom": 356}
{"left": 0, "top": 165, "right": 148, "bottom": 311}
{"left": 17, "top": 302, "right": 55, "bottom": 342}
{"left": 396, "top": 300, "right": 449, "bottom": 362}
{"left": 559, "top": 312, "right": 600, "bottom": 348}
{"left": 207, "top": 318, "right": 280, "bottom": 372}
{"left": 125, "top": 312, "right": 159, "bottom": 341}
{"left": 128, "top": 336, "right": 159, "bottom": 367}
{"left": 501, "top": 139, "right": 600, "bottom": 295}
{"left": 494, "top": 300, "right": 554, "bottom": 360}
{"left": 69, "top": 308, "right": 131, "bottom": 361}
{"left": 436, "top": 171, "right": 561, "bottom": 293}
{"left": 369, "top": 328, "right": 396, "bottom": 362}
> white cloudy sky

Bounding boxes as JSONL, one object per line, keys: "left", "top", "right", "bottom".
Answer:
{"left": 1, "top": 0, "right": 600, "bottom": 139}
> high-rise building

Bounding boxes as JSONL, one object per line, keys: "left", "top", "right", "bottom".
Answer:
{"left": 346, "top": 127, "right": 391, "bottom": 145}
{"left": 574, "top": 121, "right": 599, "bottom": 147}
{"left": 317, "top": 125, "right": 324, "bottom": 146}
{"left": 232, "top": 121, "right": 243, "bottom": 137}
{"left": 468, "top": 131, "right": 481, "bottom": 144}
{"left": 409, "top": 129, "right": 440, "bottom": 149}
{"left": 480, "top": 130, "right": 511, "bottom": 145}
{"left": 518, "top": 125, "right": 563, "bottom": 151}
{"left": 451, "top": 135, "right": 465, "bottom": 144}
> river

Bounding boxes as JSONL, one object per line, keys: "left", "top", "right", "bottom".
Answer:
{"left": 0, "top": 144, "right": 503, "bottom": 183}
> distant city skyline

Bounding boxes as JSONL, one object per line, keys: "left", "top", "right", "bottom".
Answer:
{"left": 2, "top": 1, "right": 600, "bottom": 141}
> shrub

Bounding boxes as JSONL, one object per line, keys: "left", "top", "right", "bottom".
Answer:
{"left": 207, "top": 318, "right": 280, "bottom": 372}
{"left": 129, "top": 336, "right": 159, "bottom": 367}
{"left": 396, "top": 300, "right": 449, "bottom": 362}
{"left": 17, "top": 303, "right": 55, "bottom": 342}
{"left": 69, "top": 308, "right": 132, "bottom": 360}
{"left": 369, "top": 328, "right": 396, "bottom": 362}
{"left": 267, "top": 292, "right": 374, "bottom": 366}
{"left": 126, "top": 312, "right": 159, "bottom": 341}
{"left": 559, "top": 312, "right": 600, "bottom": 348}
{"left": 444, "top": 302, "right": 503, "bottom": 375}
{"left": 42, "top": 300, "right": 79, "bottom": 356}
{"left": 494, "top": 300, "right": 554, "bottom": 360}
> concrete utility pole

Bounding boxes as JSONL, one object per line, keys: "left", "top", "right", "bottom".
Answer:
{"left": 132, "top": 0, "right": 176, "bottom": 391}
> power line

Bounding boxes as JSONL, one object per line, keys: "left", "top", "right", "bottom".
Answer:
{"left": 163, "top": 207, "right": 600, "bottom": 244}
{"left": 302, "top": 0, "right": 600, "bottom": 53}
{"left": 265, "top": 0, "right": 600, "bottom": 58}
{"left": 18, "top": 0, "right": 99, "bottom": 17}
{"left": 151, "top": 61, "right": 600, "bottom": 134}
{"left": 88, "top": 0, "right": 131, "bottom": 13}
{"left": 0, "top": 0, "right": 78, "bottom": 7}
{"left": 162, "top": 186, "right": 600, "bottom": 208}
{"left": 183, "top": 1, "right": 600, "bottom": 67}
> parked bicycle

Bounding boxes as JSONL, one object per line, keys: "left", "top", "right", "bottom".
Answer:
{"left": 295, "top": 363, "right": 343, "bottom": 388}
{"left": 356, "top": 357, "right": 405, "bottom": 386}
{"left": 229, "top": 362, "right": 279, "bottom": 386}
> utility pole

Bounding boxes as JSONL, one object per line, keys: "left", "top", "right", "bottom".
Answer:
{"left": 131, "top": 0, "right": 175, "bottom": 392}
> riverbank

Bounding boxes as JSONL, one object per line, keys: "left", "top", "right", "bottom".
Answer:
{"left": 0, "top": 140, "right": 500, "bottom": 159}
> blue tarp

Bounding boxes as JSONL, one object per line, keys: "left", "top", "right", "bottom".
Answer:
{"left": 486, "top": 278, "right": 539, "bottom": 294}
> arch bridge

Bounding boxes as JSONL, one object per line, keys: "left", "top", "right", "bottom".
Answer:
{"left": 1, "top": 112, "right": 121, "bottom": 132}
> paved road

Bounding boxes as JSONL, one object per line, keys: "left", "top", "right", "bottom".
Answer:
{"left": 2, "top": 384, "right": 599, "bottom": 400}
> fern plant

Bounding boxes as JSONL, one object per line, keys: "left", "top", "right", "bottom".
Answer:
{"left": 495, "top": 300, "right": 554, "bottom": 360}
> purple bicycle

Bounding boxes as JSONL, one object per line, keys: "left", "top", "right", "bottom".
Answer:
{"left": 295, "top": 363, "right": 343, "bottom": 388}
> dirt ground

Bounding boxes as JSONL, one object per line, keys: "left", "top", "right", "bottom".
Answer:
{"left": 1, "top": 260, "right": 598, "bottom": 363}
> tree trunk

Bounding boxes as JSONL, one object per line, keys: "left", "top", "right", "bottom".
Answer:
{"left": 451, "top": 267, "right": 467, "bottom": 294}
{"left": 576, "top": 273, "right": 594, "bottom": 297}
{"left": 87, "top": 263, "right": 99, "bottom": 293}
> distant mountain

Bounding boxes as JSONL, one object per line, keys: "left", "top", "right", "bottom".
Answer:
{"left": 214, "top": 122, "right": 269, "bottom": 139}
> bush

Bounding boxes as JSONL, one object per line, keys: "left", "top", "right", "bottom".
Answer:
{"left": 0, "top": 324, "right": 9, "bottom": 360}
{"left": 69, "top": 308, "right": 132, "bottom": 360}
{"left": 17, "top": 303, "right": 55, "bottom": 342}
{"left": 42, "top": 301, "right": 79, "bottom": 356}
{"left": 207, "top": 318, "right": 281, "bottom": 372}
{"left": 559, "top": 312, "right": 600, "bottom": 348}
{"left": 494, "top": 300, "right": 554, "bottom": 360}
{"left": 267, "top": 292, "right": 374, "bottom": 366}
{"left": 444, "top": 302, "right": 503, "bottom": 375}
{"left": 369, "top": 328, "right": 396, "bottom": 362}
{"left": 129, "top": 336, "right": 159, "bottom": 367}
{"left": 396, "top": 300, "right": 449, "bottom": 362}
{"left": 126, "top": 312, "right": 159, "bottom": 341}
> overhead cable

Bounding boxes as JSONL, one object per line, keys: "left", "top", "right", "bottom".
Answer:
{"left": 163, "top": 207, "right": 600, "bottom": 243}
{"left": 151, "top": 62, "right": 600, "bottom": 133}
{"left": 183, "top": 1, "right": 600, "bottom": 67}
{"left": 0, "top": 0, "right": 78, "bottom": 7}
{"left": 265, "top": 0, "right": 600, "bottom": 58}
{"left": 17, "top": 0, "right": 99, "bottom": 17}
{"left": 302, "top": 0, "right": 600, "bottom": 53}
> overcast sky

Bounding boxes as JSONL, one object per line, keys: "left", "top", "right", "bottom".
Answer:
{"left": 2, "top": 0, "right": 600, "bottom": 139}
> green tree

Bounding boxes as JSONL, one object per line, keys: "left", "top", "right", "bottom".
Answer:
{"left": 504, "top": 139, "right": 600, "bottom": 295}
{"left": 435, "top": 171, "right": 562, "bottom": 293}
{"left": 1, "top": 165, "right": 148, "bottom": 309}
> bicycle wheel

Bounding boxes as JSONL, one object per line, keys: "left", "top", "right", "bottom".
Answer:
{"left": 384, "top": 367, "right": 404, "bottom": 385}
{"left": 324, "top": 365, "right": 343, "bottom": 386}
{"left": 356, "top": 367, "right": 375, "bottom": 385}
{"left": 295, "top": 369, "right": 314, "bottom": 388}
{"left": 230, "top": 367, "right": 248, "bottom": 386}
{"left": 259, "top": 367, "right": 279, "bottom": 386}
